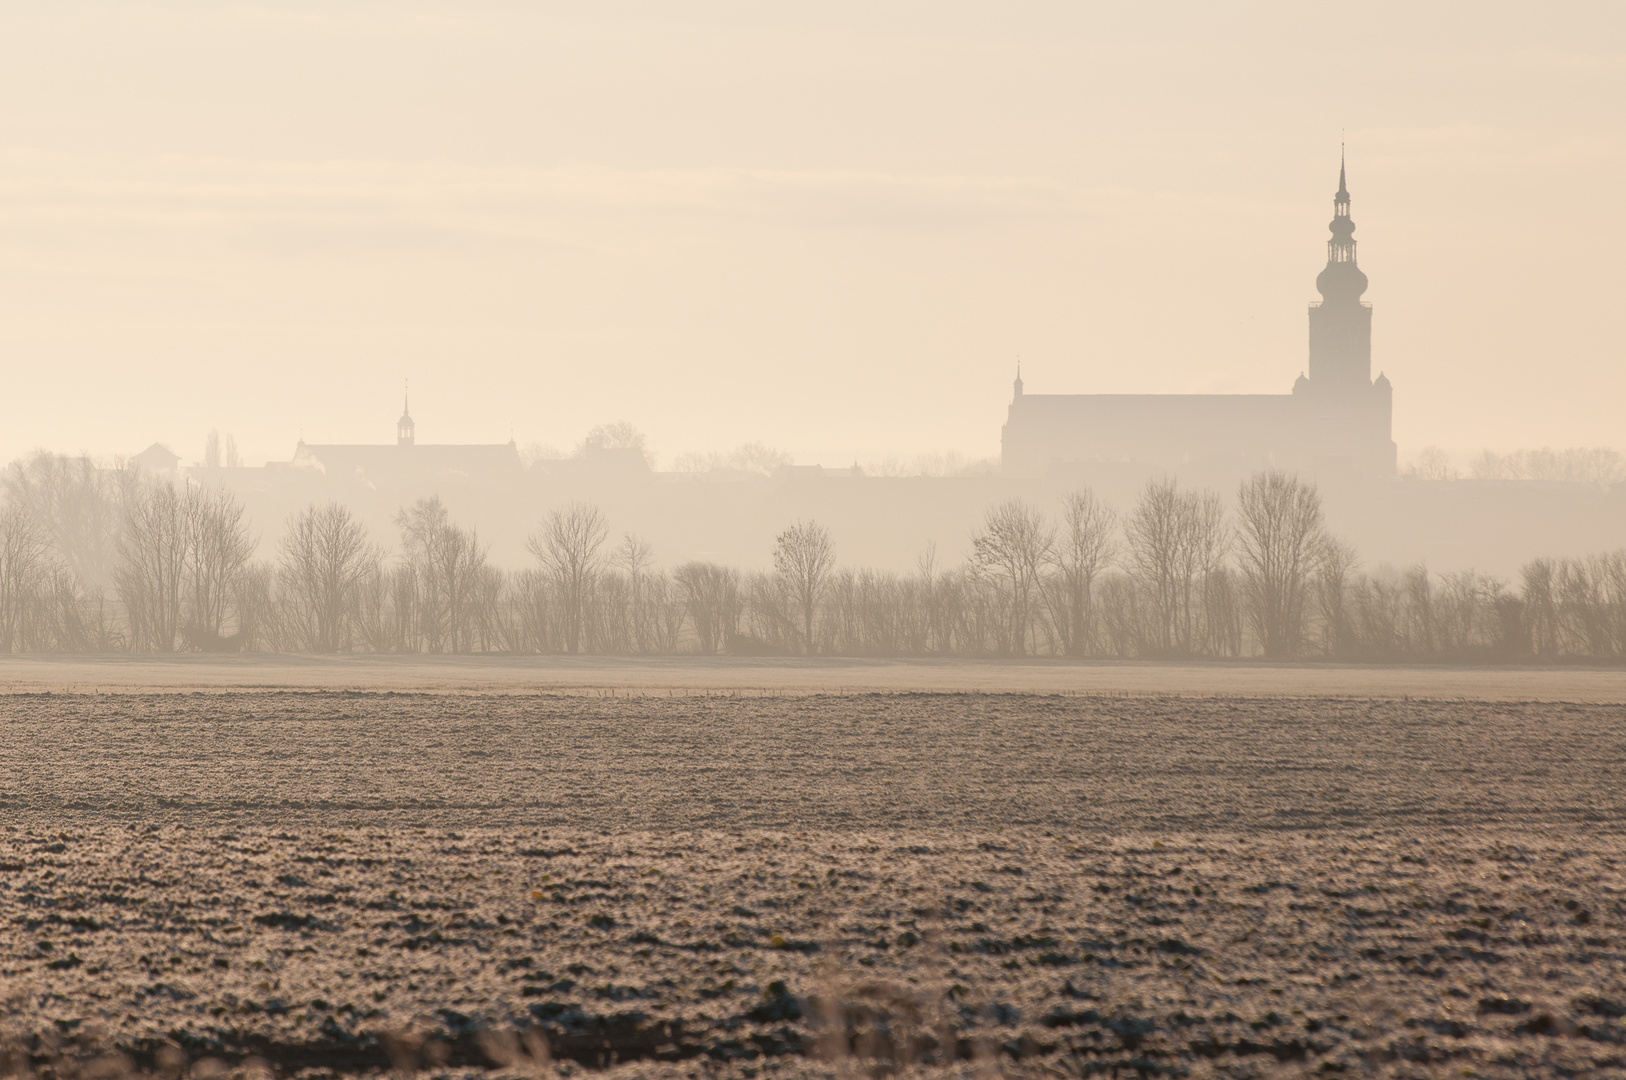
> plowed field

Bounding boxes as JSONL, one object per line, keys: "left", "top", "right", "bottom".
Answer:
{"left": 3, "top": 690, "right": 1624, "bottom": 1077}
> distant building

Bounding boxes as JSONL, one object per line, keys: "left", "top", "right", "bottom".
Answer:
{"left": 284, "top": 395, "right": 522, "bottom": 487}
{"left": 1002, "top": 158, "right": 1397, "bottom": 477}
{"left": 133, "top": 443, "right": 181, "bottom": 474}
{"left": 528, "top": 432, "right": 653, "bottom": 480}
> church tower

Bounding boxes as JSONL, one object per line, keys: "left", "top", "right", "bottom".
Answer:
{"left": 1294, "top": 153, "right": 1396, "bottom": 475}
{"left": 1306, "top": 154, "right": 1373, "bottom": 392}
{"left": 397, "top": 391, "right": 415, "bottom": 447}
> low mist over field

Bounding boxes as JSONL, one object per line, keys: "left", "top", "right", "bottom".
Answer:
{"left": 4, "top": 4, "right": 1625, "bottom": 1079}
{"left": 3, "top": 451, "right": 1625, "bottom": 663}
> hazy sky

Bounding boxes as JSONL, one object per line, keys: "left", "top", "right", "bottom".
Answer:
{"left": 2, "top": 2, "right": 1621, "bottom": 467}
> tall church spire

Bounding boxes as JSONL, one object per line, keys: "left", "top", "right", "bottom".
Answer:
{"left": 1316, "top": 152, "right": 1367, "bottom": 301}
{"left": 1307, "top": 152, "right": 1374, "bottom": 391}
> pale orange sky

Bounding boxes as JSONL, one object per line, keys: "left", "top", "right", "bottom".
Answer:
{"left": 1, "top": 2, "right": 1621, "bottom": 467}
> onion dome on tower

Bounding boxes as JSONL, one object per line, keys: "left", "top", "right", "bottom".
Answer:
{"left": 1315, "top": 152, "right": 1369, "bottom": 304}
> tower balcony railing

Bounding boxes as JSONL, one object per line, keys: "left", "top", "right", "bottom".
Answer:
{"left": 1308, "top": 301, "right": 1373, "bottom": 309}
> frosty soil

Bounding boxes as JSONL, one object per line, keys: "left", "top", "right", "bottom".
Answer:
{"left": 4, "top": 828, "right": 1626, "bottom": 1078}
{"left": 2, "top": 692, "right": 1624, "bottom": 831}
{"left": 2, "top": 691, "right": 1624, "bottom": 1076}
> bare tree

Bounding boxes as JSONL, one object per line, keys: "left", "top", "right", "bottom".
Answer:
{"left": 1097, "top": 573, "right": 1141, "bottom": 657}
{"left": 578, "top": 422, "right": 653, "bottom": 467}
{"left": 1121, "top": 478, "right": 1230, "bottom": 655}
{"left": 278, "top": 502, "right": 380, "bottom": 652}
{"left": 527, "top": 502, "right": 608, "bottom": 653}
{"left": 1125, "top": 478, "right": 1186, "bottom": 654}
{"left": 672, "top": 443, "right": 792, "bottom": 476}
{"left": 773, "top": 519, "right": 835, "bottom": 655}
{"left": 673, "top": 561, "right": 740, "bottom": 654}
{"left": 0, "top": 503, "right": 48, "bottom": 652}
{"left": 183, "top": 486, "right": 255, "bottom": 638}
{"left": 506, "top": 568, "right": 555, "bottom": 653}
{"left": 614, "top": 533, "right": 656, "bottom": 652}
{"left": 203, "top": 430, "right": 222, "bottom": 469}
{"left": 744, "top": 570, "right": 798, "bottom": 652}
{"left": 1183, "top": 490, "right": 1231, "bottom": 655}
{"left": 1406, "top": 446, "right": 1456, "bottom": 481}
{"left": 232, "top": 562, "right": 278, "bottom": 652}
{"left": 643, "top": 569, "right": 682, "bottom": 653}
{"left": 1313, "top": 538, "right": 1360, "bottom": 658}
{"left": 470, "top": 563, "right": 507, "bottom": 652}
{"left": 1403, "top": 564, "right": 1434, "bottom": 655}
{"left": 1520, "top": 558, "right": 1558, "bottom": 658}
{"left": 912, "top": 543, "right": 952, "bottom": 655}
{"left": 970, "top": 499, "right": 1053, "bottom": 656}
{"left": 2, "top": 451, "right": 128, "bottom": 590}
{"left": 615, "top": 533, "right": 654, "bottom": 581}
{"left": 1234, "top": 471, "right": 1331, "bottom": 659}
{"left": 1046, "top": 489, "right": 1116, "bottom": 657}
{"left": 396, "top": 496, "right": 489, "bottom": 653}
{"left": 115, "top": 481, "right": 188, "bottom": 652}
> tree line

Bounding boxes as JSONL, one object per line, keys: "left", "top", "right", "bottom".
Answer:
{"left": 0, "top": 451, "right": 1622, "bottom": 661}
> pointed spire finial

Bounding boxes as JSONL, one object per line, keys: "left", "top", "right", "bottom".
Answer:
{"left": 397, "top": 381, "right": 416, "bottom": 445}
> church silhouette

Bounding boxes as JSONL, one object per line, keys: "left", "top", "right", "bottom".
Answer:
{"left": 1001, "top": 156, "right": 1397, "bottom": 477}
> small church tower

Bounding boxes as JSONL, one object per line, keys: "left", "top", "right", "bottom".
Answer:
{"left": 397, "top": 391, "right": 415, "bottom": 447}
{"left": 1306, "top": 152, "right": 1374, "bottom": 392}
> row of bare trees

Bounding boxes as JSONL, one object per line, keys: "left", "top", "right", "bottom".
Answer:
{"left": 0, "top": 456, "right": 256, "bottom": 652}
{"left": 0, "top": 451, "right": 1623, "bottom": 660}
{"left": 952, "top": 475, "right": 1327, "bottom": 659}
{"left": 116, "top": 483, "right": 255, "bottom": 650}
